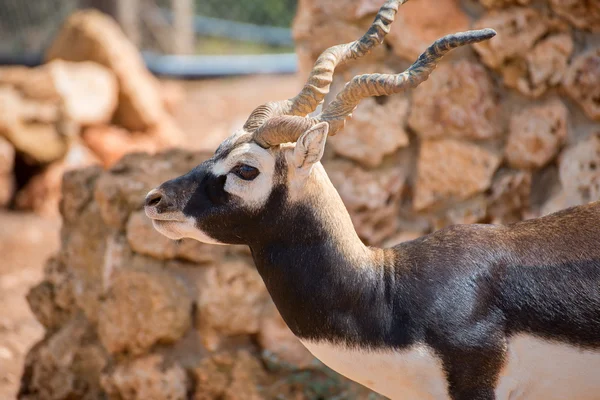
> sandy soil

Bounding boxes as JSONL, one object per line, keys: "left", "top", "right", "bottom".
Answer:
{"left": 0, "top": 73, "right": 301, "bottom": 399}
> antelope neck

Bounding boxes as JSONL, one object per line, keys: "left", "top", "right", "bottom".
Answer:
{"left": 248, "top": 186, "right": 401, "bottom": 347}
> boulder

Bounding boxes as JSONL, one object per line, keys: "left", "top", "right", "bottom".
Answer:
{"left": 562, "top": 47, "right": 600, "bottom": 121}
{"left": 502, "top": 33, "right": 574, "bottom": 98}
{"left": 414, "top": 139, "right": 501, "bottom": 211}
{"left": 328, "top": 95, "right": 409, "bottom": 168}
{"left": 486, "top": 169, "right": 532, "bottom": 224}
{"left": 548, "top": 0, "right": 600, "bottom": 32}
{"left": 97, "top": 268, "right": 192, "bottom": 355}
{"left": 385, "top": 0, "right": 469, "bottom": 61}
{"left": 558, "top": 133, "right": 600, "bottom": 207}
{"left": 408, "top": 60, "right": 501, "bottom": 141}
{"left": 46, "top": 10, "right": 168, "bottom": 131}
{"left": 0, "top": 136, "right": 15, "bottom": 206}
{"left": 505, "top": 99, "right": 568, "bottom": 169}
{"left": 101, "top": 354, "right": 189, "bottom": 400}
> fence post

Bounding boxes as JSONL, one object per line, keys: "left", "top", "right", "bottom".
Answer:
{"left": 116, "top": 0, "right": 141, "bottom": 46}
{"left": 171, "top": 0, "right": 195, "bottom": 54}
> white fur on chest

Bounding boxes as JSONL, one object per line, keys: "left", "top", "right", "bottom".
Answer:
{"left": 301, "top": 335, "right": 600, "bottom": 400}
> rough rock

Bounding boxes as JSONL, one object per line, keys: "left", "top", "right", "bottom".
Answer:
{"left": 328, "top": 95, "right": 409, "bottom": 167}
{"left": 385, "top": 0, "right": 470, "bottom": 61}
{"left": 327, "top": 159, "right": 405, "bottom": 244}
{"left": 563, "top": 48, "right": 600, "bottom": 121}
{"left": 473, "top": 7, "right": 566, "bottom": 69}
{"left": 46, "top": 10, "right": 168, "bottom": 131}
{"left": 19, "top": 315, "right": 108, "bottom": 400}
{"left": 258, "top": 304, "right": 315, "bottom": 370}
{"left": 101, "top": 354, "right": 188, "bottom": 400}
{"left": 0, "top": 87, "right": 69, "bottom": 164}
{"left": 505, "top": 99, "right": 568, "bottom": 169}
{"left": 15, "top": 142, "right": 100, "bottom": 216}
{"left": 548, "top": 0, "right": 600, "bottom": 32}
{"left": 195, "top": 261, "right": 270, "bottom": 350}
{"left": 293, "top": 2, "right": 386, "bottom": 76}
{"left": 414, "top": 139, "right": 501, "bottom": 211}
{"left": 558, "top": 133, "right": 600, "bottom": 207}
{"left": 98, "top": 268, "right": 192, "bottom": 355}
{"left": 478, "top": 0, "right": 530, "bottom": 8}
{"left": 193, "top": 350, "right": 265, "bottom": 400}
{"left": 430, "top": 195, "right": 489, "bottom": 230}
{"left": 45, "top": 60, "right": 118, "bottom": 125}
{"left": 0, "top": 136, "right": 14, "bottom": 206}
{"left": 26, "top": 257, "right": 76, "bottom": 332}
{"left": 487, "top": 169, "right": 532, "bottom": 224}
{"left": 408, "top": 60, "right": 501, "bottom": 140}
{"left": 126, "top": 210, "right": 222, "bottom": 264}
{"left": 502, "top": 33, "right": 574, "bottom": 98}
{"left": 0, "top": 66, "right": 60, "bottom": 101}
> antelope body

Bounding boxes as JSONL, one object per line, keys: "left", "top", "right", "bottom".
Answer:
{"left": 144, "top": 1, "right": 600, "bottom": 399}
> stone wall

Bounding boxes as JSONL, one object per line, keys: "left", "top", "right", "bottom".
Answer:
{"left": 20, "top": 0, "right": 600, "bottom": 399}
{"left": 295, "top": 0, "right": 599, "bottom": 243}
{"left": 20, "top": 151, "right": 382, "bottom": 400}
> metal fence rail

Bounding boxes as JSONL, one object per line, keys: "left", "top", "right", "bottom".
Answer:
{"left": 0, "top": 0, "right": 299, "bottom": 77}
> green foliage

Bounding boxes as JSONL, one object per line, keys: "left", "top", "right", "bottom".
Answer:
{"left": 194, "top": 0, "right": 298, "bottom": 27}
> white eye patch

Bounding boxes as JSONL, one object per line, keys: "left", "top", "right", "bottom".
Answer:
{"left": 211, "top": 143, "right": 276, "bottom": 209}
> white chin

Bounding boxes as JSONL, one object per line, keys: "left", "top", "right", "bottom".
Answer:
{"left": 151, "top": 219, "right": 226, "bottom": 245}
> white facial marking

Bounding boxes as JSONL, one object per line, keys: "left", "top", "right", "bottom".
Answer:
{"left": 301, "top": 335, "right": 600, "bottom": 400}
{"left": 151, "top": 217, "right": 225, "bottom": 245}
{"left": 211, "top": 142, "right": 276, "bottom": 210}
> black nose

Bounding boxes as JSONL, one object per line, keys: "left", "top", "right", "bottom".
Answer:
{"left": 145, "top": 189, "right": 174, "bottom": 211}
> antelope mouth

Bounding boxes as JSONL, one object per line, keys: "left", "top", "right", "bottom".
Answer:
{"left": 144, "top": 205, "right": 187, "bottom": 222}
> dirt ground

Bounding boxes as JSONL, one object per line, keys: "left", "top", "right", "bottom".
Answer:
{"left": 0, "top": 74, "right": 301, "bottom": 399}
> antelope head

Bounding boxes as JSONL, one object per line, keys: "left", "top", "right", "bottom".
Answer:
{"left": 144, "top": 0, "right": 496, "bottom": 248}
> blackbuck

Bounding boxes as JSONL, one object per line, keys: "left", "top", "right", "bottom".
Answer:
{"left": 144, "top": 1, "right": 600, "bottom": 398}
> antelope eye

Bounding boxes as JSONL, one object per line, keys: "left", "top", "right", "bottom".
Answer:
{"left": 232, "top": 164, "right": 260, "bottom": 181}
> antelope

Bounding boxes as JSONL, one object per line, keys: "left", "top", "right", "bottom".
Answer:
{"left": 144, "top": 1, "right": 600, "bottom": 399}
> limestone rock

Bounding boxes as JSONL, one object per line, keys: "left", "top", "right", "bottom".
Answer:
{"left": 258, "top": 304, "right": 315, "bottom": 370}
{"left": 193, "top": 350, "right": 265, "bottom": 400}
{"left": 101, "top": 355, "right": 188, "bottom": 400}
{"left": 83, "top": 125, "right": 159, "bottom": 168}
{"left": 126, "top": 210, "right": 221, "bottom": 264}
{"left": 15, "top": 143, "right": 100, "bottom": 217}
{"left": 293, "top": 2, "right": 385, "bottom": 76}
{"left": 329, "top": 95, "right": 409, "bottom": 168}
{"left": 478, "top": 0, "right": 530, "bottom": 8}
{"left": 19, "top": 316, "right": 108, "bottom": 400}
{"left": 0, "top": 66, "right": 60, "bottom": 101}
{"left": 26, "top": 257, "right": 76, "bottom": 332}
{"left": 502, "top": 34, "right": 574, "bottom": 98}
{"left": 487, "top": 170, "right": 532, "bottom": 224}
{"left": 408, "top": 60, "right": 501, "bottom": 140}
{"left": 327, "top": 159, "right": 405, "bottom": 244}
{"left": 563, "top": 48, "right": 600, "bottom": 121}
{"left": 0, "top": 136, "right": 14, "bottom": 206}
{"left": 505, "top": 99, "right": 568, "bottom": 169}
{"left": 558, "top": 133, "right": 600, "bottom": 207}
{"left": 45, "top": 60, "right": 118, "bottom": 125}
{"left": 98, "top": 268, "right": 192, "bottom": 355}
{"left": 385, "top": 0, "right": 469, "bottom": 61}
{"left": 473, "top": 7, "right": 566, "bottom": 70}
{"left": 430, "top": 195, "right": 489, "bottom": 230}
{"left": 46, "top": 10, "right": 167, "bottom": 131}
{"left": 549, "top": 0, "right": 600, "bottom": 32}
{"left": 195, "top": 261, "right": 270, "bottom": 350}
{"left": 414, "top": 140, "right": 501, "bottom": 211}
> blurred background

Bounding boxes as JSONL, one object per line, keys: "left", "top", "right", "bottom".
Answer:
{"left": 0, "top": 0, "right": 599, "bottom": 399}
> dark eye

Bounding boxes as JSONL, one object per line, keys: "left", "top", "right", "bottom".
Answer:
{"left": 232, "top": 164, "right": 260, "bottom": 181}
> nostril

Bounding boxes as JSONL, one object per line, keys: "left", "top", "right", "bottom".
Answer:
{"left": 145, "top": 190, "right": 164, "bottom": 208}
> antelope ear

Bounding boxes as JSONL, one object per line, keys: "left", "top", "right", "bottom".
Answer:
{"left": 293, "top": 122, "right": 329, "bottom": 170}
